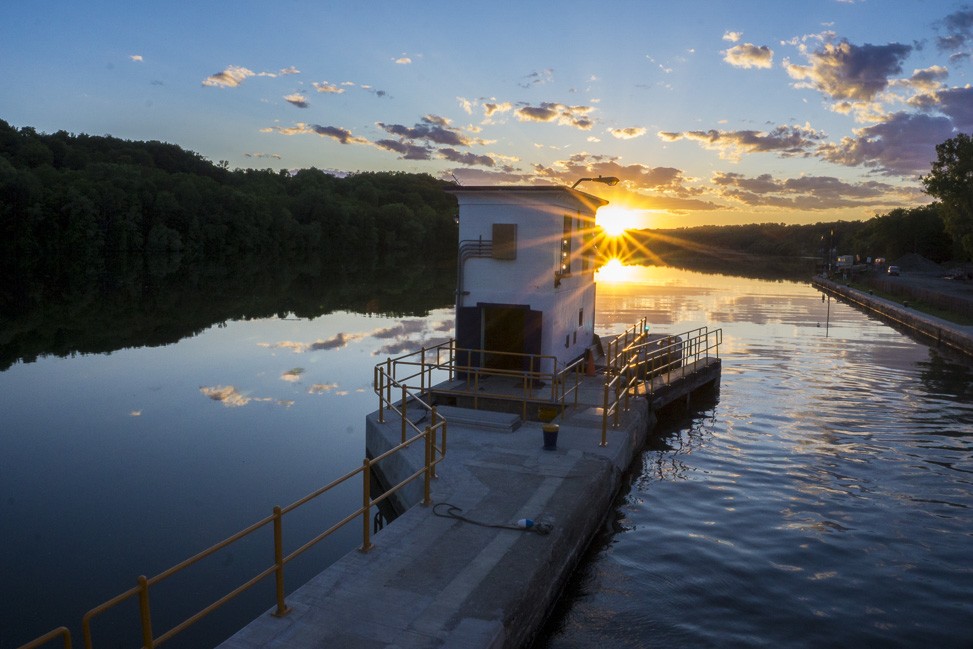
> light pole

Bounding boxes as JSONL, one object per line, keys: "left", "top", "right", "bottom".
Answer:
{"left": 571, "top": 175, "right": 619, "bottom": 189}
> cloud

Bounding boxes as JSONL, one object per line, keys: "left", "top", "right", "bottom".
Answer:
{"left": 313, "top": 81, "right": 345, "bottom": 94}
{"left": 129, "top": 54, "right": 143, "bottom": 62}
{"left": 658, "top": 124, "right": 827, "bottom": 161}
{"left": 284, "top": 93, "right": 309, "bottom": 108}
{"left": 281, "top": 368, "right": 305, "bottom": 382}
{"left": 377, "top": 115, "right": 474, "bottom": 146}
{"left": 394, "top": 56, "right": 412, "bottom": 64}
{"left": 935, "top": 7, "right": 973, "bottom": 52}
{"left": 723, "top": 31, "right": 743, "bottom": 43}
{"left": 531, "top": 154, "right": 723, "bottom": 212}
{"left": 439, "top": 147, "right": 496, "bottom": 167}
{"left": 374, "top": 139, "right": 433, "bottom": 160}
{"left": 520, "top": 68, "right": 554, "bottom": 88}
{"left": 245, "top": 152, "right": 282, "bottom": 160}
{"left": 309, "top": 383, "right": 339, "bottom": 394}
{"left": 202, "top": 65, "right": 255, "bottom": 88}
{"left": 785, "top": 37, "right": 912, "bottom": 101}
{"left": 609, "top": 127, "right": 647, "bottom": 140}
{"left": 723, "top": 43, "right": 774, "bottom": 69}
{"left": 484, "top": 101, "right": 513, "bottom": 117}
{"left": 711, "top": 171, "right": 921, "bottom": 210}
{"left": 515, "top": 102, "right": 595, "bottom": 130}
{"left": 817, "top": 111, "right": 954, "bottom": 176}
{"left": 202, "top": 64, "right": 299, "bottom": 87}
{"left": 897, "top": 65, "right": 949, "bottom": 93}
{"left": 263, "top": 123, "right": 369, "bottom": 144}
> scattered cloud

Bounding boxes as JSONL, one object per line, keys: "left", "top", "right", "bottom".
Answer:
{"left": 309, "top": 383, "right": 340, "bottom": 394}
{"left": 785, "top": 37, "right": 912, "bottom": 102}
{"left": 658, "top": 124, "right": 827, "bottom": 161}
{"left": 723, "top": 31, "right": 743, "bottom": 43}
{"left": 378, "top": 114, "right": 474, "bottom": 147}
{"left": 202, "top": 64, "right": 300, "bottom": 87}
{"left": 202, "top": 65, "right": 255, "bottom": 88}
{"left": 313, "top": 81, "right": 345, "bottom": 94}
{"left": 935, "top": 7, "right": 973, "bottom": 53}
{"left": 711, "top": 171, "right": 915, "bottom": 210}
{"left": 439, "top": 148, "right": 496, "bottom": 167}
{"left": 817, "top": 110, "right": 953, "bottom": 175}
{"left": 515, "top": 102, "right": 595, "bottom": 130}
{"left": 245, "top": 152, "right": 282, "bottom": 160}
{"left": 609, "top": 127, "right": 647, "bottom": 140}
{"left": 394, "top": 55, "right": 412, "bottom": 64}
{"left": 281, "top": 368, "right": 304, "bottom": 382}
{"left": 262, "top": 123, "right": 369, "bottom": 145}
{"left": 520, "top": 68, "right": 554, "bottom": 88}
{"left": 723, "top": 43, "right": 774, "bottom": 69}
{"left": 129, "top": 54, "right": 143, "bottom": 62}
{"left": 284, "top": 93, "right": 309, "bottom": 108}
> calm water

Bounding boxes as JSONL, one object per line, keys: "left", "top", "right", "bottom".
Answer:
{"left": 2, "top": 266, "right": 972, "bottom": 647}
{"left": 544, "top": 266, "right": 973, "bottom": 648}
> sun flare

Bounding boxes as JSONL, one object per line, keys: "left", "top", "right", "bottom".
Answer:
{"left": 596, "top": 206, "right": 639, "bottom": 237}
{"left": 594, "top": 258, "right": 635, "bottom": 283}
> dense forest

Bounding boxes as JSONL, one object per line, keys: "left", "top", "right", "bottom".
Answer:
{"left": 0, "top": 119, "right": 459, "bottom": 312}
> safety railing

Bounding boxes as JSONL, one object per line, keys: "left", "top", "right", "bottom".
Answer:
{"left": 20, "top": 416, "right": 446, "bottom": 649}
{"left": 599, "top": 325, "right": 722, "bottom": 445}
{"left": 374, "top": 340, "right": 586, "bottom": 425}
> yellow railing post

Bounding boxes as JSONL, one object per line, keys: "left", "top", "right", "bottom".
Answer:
{"left": 420, "top": 346, "right": 426, "bottom": 395}
{"left": 375, "top": 365, "right": 384, "bottom": 424}
{"left": 137, "top": 575, "right": 154, "bottom": 649}
{"left": 401, "top": 385, "right": 408, "bottom": 443}
{"left": 423, "top": 425, "right": 432, "bottom": 506}
{"left": 272, "top": 506, "right": 290, "bottom": 617}
{"left": 361, "top": 459, "right": 373, "bottom": 552}
{"left": 432, "top": 406, "right": 443, "bottom": 457}
{"left": 385, "top": 358, "right": 392, "bottom": 412}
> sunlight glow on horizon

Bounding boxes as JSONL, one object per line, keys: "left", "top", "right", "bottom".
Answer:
{"left": 596, "top": 206, "right": 645, "bottom": 237}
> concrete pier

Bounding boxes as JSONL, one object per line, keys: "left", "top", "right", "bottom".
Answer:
{"left": 812, "top": 276, "right": 973, "bottom": 357}
{"left": 218, "top": 363, "right": 720, "bottom": 649}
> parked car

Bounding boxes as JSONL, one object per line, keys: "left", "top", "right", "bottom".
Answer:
{"left": 887, "top": 265, "right": 900, "bottom": 276}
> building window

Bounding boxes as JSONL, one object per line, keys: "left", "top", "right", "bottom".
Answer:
{"left": 492, "top": 223, "right": 517, "bottom": 260}
{"left": 579, "top": 308, "right": 584, "bottom": 326}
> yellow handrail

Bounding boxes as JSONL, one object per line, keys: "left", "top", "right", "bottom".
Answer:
{"left": 21, "top": 417, "right": 446, "bottom": 649}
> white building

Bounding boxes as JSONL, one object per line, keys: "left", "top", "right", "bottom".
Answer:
{"left": 449, "top": 186, "right": 609, "bottom": 374}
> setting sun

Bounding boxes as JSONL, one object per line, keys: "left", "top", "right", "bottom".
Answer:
{"left": 597, "top": 207, "right": 640, "bottom": 237}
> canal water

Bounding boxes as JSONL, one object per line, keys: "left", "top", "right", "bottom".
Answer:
{"left": 1, "top": 265, "right": 971, "bottom": 647}
{"left": 543, "top": 266, "right": 973, "bottom": 648}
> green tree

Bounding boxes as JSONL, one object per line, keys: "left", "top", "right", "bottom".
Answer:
{"left": 921, "top": 133, "right": 973, "bottom": 260}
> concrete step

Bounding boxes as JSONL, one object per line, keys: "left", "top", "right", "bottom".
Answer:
{"left": 434, "top": 405, "right": 522, "bottom": 432}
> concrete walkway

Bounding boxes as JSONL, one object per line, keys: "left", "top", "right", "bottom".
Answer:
{"left": 218, "top": 377, "right": 656, "bottom": 649}
{"left": 812, "top": 276, "right": 973, "bottom": 357}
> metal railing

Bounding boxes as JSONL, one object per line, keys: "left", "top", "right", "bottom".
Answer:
{"left": 374, "top": 340, "right": 586, "bottom": 424}
{"left": 20, "top": 416, "right": 446, "bottom": 649}
{"left": 599, "top": 325, "right": 722, "bottom": 445}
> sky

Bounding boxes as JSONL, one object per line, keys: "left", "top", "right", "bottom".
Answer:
{"left": 2, "top": 1, "right": 972, "bottom": 229}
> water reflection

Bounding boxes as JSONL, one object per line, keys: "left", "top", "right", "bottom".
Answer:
{"left": 543, "top": 264, "right": 973, "bottom": 648}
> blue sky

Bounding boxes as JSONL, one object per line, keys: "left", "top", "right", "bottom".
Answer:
{"left": 2, "top": 1, "right": 972, "bottom": 228}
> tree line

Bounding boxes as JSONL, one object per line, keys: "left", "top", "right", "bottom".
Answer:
{"left": 0, "top": 118, "right": 459, "bottom": 296}
{"left": 617, "top": 202, "right": 959, "bottom": 271}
